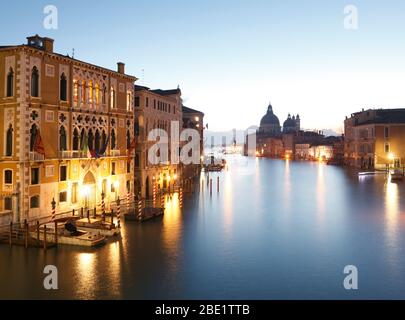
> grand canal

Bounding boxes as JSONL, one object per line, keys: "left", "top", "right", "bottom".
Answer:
{"left": 1, "top": 156, "right": 405, "bottom": 299}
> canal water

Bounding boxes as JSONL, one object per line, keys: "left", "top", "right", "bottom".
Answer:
{"left": 1, "top": 156, "right": 405, "bottom": 300}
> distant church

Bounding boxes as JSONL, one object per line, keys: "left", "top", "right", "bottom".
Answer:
{"left": 259, "top": 103, "right": 300, "bottom": 136}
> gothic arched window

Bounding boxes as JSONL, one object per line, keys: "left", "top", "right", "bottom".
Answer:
{"left": 60, "top": 73, "right": 67, "bottom": 101}
{"left": 30, "top": 125, "right": 38, "bottom": 151}
{"left": 111, "top": 129, "right": 116, "bottom": 150}
{"left": 7, "top": 68, "right": 14, "bottom": 97}
{"left": 73, "top": 128, "right": 79, "bottom": 151}
{"left": 101, "top": 130, "right": 107, "bottom": 150}
{"left": 88, "top": 129, "right": 94, "bottom": 151}
{"left": 95, "top": 130, "right": 101, "bottom": 154}
{"left": 31, "top": 67, "right": 39, "bottom": 97}
{"left": 80, "top": 129, "right": 86, "bottom": 149}
{"left": 6, "top": 124, "right": 13, "bottom": 156}
{"left": 59, "top": 126, "right": 67, "bottom": 151}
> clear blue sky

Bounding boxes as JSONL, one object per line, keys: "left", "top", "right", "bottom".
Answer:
{"left": 2, "top": 0, "right": 405, "bottom": 132}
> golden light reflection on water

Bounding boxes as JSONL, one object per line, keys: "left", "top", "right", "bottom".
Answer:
{"left": 75, "top": 252, "right": 97, "bottom": 299}
{"left": 162, "top": 193, "right": 182, "bottom": 272}
{"left": 384, "top": 180, "right": 399, "bottom": 251}
{"left": 284, "top": 160, "right": 291, "bottom": 209}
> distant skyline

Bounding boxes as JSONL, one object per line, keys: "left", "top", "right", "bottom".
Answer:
{"left": 2, "top": 0, "right": 405, "bottom": 132}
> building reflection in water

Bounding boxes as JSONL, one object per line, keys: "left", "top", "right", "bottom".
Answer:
{"left": 316, "top": 163, "right": 325, "bottom": 223}
{"left": 222, "top": 171, "right": 233, "bottom": 239}
{"left": 284, "top": 159, "right": 291, "bottom": 212}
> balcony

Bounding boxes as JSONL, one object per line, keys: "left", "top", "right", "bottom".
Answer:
{"left": 29, "top": 152, "right": 45, "bottom": 161}
{"left": 59, "top": 150, "right": 87, "bottom": 159}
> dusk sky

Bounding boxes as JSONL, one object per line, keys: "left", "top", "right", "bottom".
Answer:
{"left": 2, "top": 0, "right": 405, "bottom": 132}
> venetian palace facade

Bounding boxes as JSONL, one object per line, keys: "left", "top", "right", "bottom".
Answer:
{"left": 134, "top": 85, "right": 183, "bottom": 199}
{"left": 0, "top": 35, "right": 136, "bottom": 224}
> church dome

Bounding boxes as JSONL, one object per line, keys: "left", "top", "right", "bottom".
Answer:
{"left": 283, "top": 117, "right": 296, "bottom": 128}
{"left": 260, "top": 104, "right": 280, "bottom": 127}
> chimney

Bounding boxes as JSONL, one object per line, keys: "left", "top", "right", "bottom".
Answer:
{"left": 43, "top": 37, "right": 54, "bottom": 53}
{"left": 117, "top": 62, "right": 125, "bottom": 74}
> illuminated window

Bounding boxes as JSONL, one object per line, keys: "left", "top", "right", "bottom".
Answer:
{"left": 88, "top": 81, "right": 93, "bottom": 103}
{"left": 73, "top": 80, "right": 79, "bottom": 104}
{"left": 110, "top": 87, "right": 116, "bottom": 108}
{"left": 127, "top": 91, "right": 132, "bottom": 110}
{"left": 81, "top": 81, "right": 86, "bottom": 103}
{"left": 95, "top": 83, "right": 100, "bottom": 104}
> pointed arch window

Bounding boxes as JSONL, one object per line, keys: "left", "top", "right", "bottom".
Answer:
{"left": 95, "top": 130, "right": 101, "bottom": 154}
{"left": 80, "top": 129, "right": 86, "bottom": 149}
{"left": 101, "top": 130, "right": 107, "bottom": 150}
{"left": 59, "top": 126, "right": 67, "bottom": 151}
{"left": 60, "top": 73, "right": 67, "bottom": 101}
{"left": 111, "top": 129, "right": 116, "bottom": 150}
{"left": 7, "top": 68, "right": 14, "bottom": 97}
{"left": 6, "top": 124, "right": 13, "bottom": 156}
{"left": 88, "top": 129, "right": 94, "bottom": 151}
{"left": 31, "top": 67, "right": 39, "bottom": 97}
{"left": 95, "top": 83, "right": 100, "bottom": 104}
{"left": 30, "top": 125, "right": 38, "bottom": 151}
{"left": 110, "top": 87, "right": 116, "bottom": 109}
{"left": 88, "top": 81, "right": 93, "bottom": 103}
{"left": 102, "top": 84, "right": 106, "bottom": 104}
{"left": 73, "top": 128, "right": 79, "bottom": 151}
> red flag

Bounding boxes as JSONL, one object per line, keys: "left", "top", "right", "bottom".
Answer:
{"left": 33, "top": 130, "right": 45, "bottom": 156}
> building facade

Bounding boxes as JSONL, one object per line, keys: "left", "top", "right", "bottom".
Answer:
{"left": 345, "top": 109, "right": 405, "bottom": 169}
{"left": 182, "top": 106, "right": 205, "bottom": 181}
{"left": 134, "top": 85, "right": 183, "bottom": 199}
{"left": 0, "top": 35, "right": 136, "bottom": 224}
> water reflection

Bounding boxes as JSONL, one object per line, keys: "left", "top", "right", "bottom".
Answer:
{"left": 162, "top": 193, "right": 182, "bottom": 273}
{"left": 384, "top": 179, "right": 400, "bottom": 270}
{"left": 316, "top": 163, "right": 326, "bottom": 223}
{"left": 74, "top": 252, "right": 97, "bottom": 299}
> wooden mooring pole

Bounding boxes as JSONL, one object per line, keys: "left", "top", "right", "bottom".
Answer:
{"left": 24, "top": 219, "right": 28, "bottom": 249}
{"left": 36, "top": 221, "right": 40, "bottom": 245}
{"left": 9, "top": 222, "right": 12, "bottom": 247}
{"left": 111, "top": 209, "right": 115, "bottom": 228}
{"left": 43, "top": 226, "right": 47, "bottom": 251}
{"left": 217, "top": 176, "right": 220, "bottom": 193}
{"left": 54, "top": 221, "right": 58, "bottom": 246}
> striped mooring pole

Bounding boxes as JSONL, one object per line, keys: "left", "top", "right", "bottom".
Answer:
{"left": 137, "top": 198, "right": 143, "bottom": 220}
{"left": 161, "top": 193, "right": 165, "bottom": 208}
{"left": 116, "top": 197, "right": 121, "bottom": 228}
{"left": 127, "top": 191, "right": 131, "bottom": 212}
{"left": 101, "top": 192, "right": 106, "bottom": 222}
{"left": 51, "top": 198, "right": 56, "bottom": 221}
{"left": 153, "top": 184, "right": 157, "bottom": 207}
{"left": 179, "top": 187, "right": 183, "bottom": 208}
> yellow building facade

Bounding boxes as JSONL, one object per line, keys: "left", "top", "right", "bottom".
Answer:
{"left": 0, "top": 35, "right": 137, "bottom": 224}
{"left": 345, "top": 108, "right": 405, "bottom": 169}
